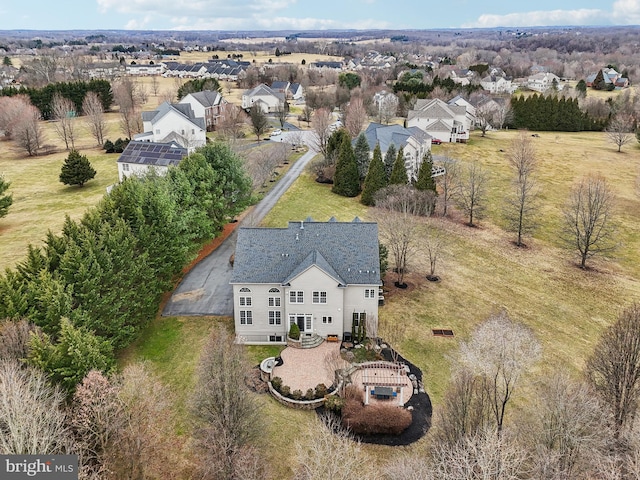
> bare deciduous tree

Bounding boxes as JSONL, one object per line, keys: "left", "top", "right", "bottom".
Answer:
{"left": 82, "top": 92, "right": 106, "bottom": 147}
{"left": 191, "top": 325, "right": 263, "bottom": 480}
{"left": 456, "top": 160, "right": 488, "bottom": 227}
{"left": 606, "top": 114, "right": 634, "bottom": 153}
{"left": 377, "top": 93, "right": 399, "bottom": 124}
{"left": 436, "top": 156, "right": 460, "bottom": 217}
{"left": 378, "top": 316, "right": 407, "bottom": 364}
{"left": 433, "top": 368, "right": 494, "bottom": 447}
{"left": 311, "top": 107, "right": 332, "bottom": 157}
{"left": 150, "top": 75, "right": 160, "bottom": 96}
{"left": 0, "top": 95, "right": 31, "bottom": 139}
{"left": 475, "top": 102, "right": 496, "bottom": 137}
{"left": 587, "top": 303, "right": 640, "bottom": 437}
{"left": 0, "top": 359, "right": 70, "bottom": 454}
{"left": 420, "top": 218, "right": 445, "bottom": 280}
{"left": 561, "top": 174, "right": 616, "bottom": 269}
{"left": 52, "top": 93, "right": 77, "bottom": 150}
{"left": 296, "top": 414, "right": 374, "bottom": 480}
{"left": 14, "top": 103, "right": 45, "bottom": 156}
{"left": 114, "top": 78, "right": 144, "bottom": 139}
{"left": 274, "top": 101, "right": 288, "bottom": 129}
{"left": 524, "top": 373, "right": 610, "bottom": 479}
{"left": 459, "top": 311, "right": 541, "bottom": 432}
{"left": 429, "top": 428, "right": 528, "bottom": 480}
{"left": 503, "top": 133, "right": 540, "bottom": 247}
{"left": 219, "top": 104, "right": 248, "bottom": 141}
{"left": 376, "top": 185, "right": 433, "bottom": 286}
{"left": 344, "top": 96, "right": 367, "bottom": 138}
{"left": 0, "top": 319, "right": 40, "bottom": 361}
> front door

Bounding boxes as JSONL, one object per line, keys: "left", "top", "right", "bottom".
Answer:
{"left": 296, "top": 315, "right": 306, "bottom": 332}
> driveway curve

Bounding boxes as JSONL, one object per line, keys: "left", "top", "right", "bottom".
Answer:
{"left": 162, "top": 132, "right": 317, "bottom": 317}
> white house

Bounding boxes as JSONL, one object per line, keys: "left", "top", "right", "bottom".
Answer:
{"left": 179, "top": 90, "right": 227, "bottom": 131}
{"left": 116, "top": 140, "right": 187, "bottom": 182}
{"left": 125, "top": 63, "right": 164, "bottom": 76}
{"left": 480, "top": 75, "right": 516, "bottom": 94}
{"left": 230, "top": 218, "right": 381, "bottom": 345}
{"left": 241, "top": 83, "right": 286, "bottom": 113}
{"left": 406, "top": 98, "right": 473, "bottom": 143}
{"left": 527, "top": 72, "right": 563, "bottom": 93}
{"left": 360, "top": 122, "right": 431, "bottom": 181}
{"left": 135, "top": 102, "right": 206, "bottom": 152}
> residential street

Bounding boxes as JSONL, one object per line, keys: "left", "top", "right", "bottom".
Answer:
{"left": 162, "top": 132, "right": 316, "bottom": 317}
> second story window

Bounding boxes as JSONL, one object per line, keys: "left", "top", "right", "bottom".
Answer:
{"left": 289, "top": 291, "right": 304, "bottom": 304}
{"left": 312, "top": 291, "right": 327, "bottom": 304}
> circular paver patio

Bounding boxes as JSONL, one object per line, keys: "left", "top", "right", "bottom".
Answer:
{"left": 271, "top": 341, "right": 345, "bottom": 392}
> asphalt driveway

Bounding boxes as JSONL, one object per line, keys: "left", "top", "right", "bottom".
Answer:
{"left": 162, "top": 133, "right": 316, "bottom": 317}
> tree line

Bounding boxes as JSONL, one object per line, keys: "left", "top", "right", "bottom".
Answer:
{"left": 0, "top": 143, "right": 252, "bottom": 391}
{"left": 0, "top": 79, "right": 113, "bottom": 120}
{"left": 509, "top": 94, "right": 606, "bottom": 131}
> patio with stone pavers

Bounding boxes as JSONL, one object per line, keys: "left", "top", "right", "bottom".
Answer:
{"left": 271, "top": 341, "right": 346, "bottom": 393}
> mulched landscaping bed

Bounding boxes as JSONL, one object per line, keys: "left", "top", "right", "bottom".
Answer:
{"left": 317, "top": 345, "right": 432, "bottom": 446}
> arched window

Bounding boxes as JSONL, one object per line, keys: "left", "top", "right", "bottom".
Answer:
{"left": 268, "top": 288, "right": 280, "bottom": 293}
{"left": 239, "top": 287, "right": 251, "bottom": 292}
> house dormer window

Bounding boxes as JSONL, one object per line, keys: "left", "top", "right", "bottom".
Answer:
{"left": 289, "top": 291, "right": 304, "bottom": 304}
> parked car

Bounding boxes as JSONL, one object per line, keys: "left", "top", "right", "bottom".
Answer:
{"left": 270, "top": 129, "right": 282, "bottom": 136}
{"left": 431, "top": 138, "right": 442, "bottom": 145}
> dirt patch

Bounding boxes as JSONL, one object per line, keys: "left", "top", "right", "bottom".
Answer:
{"left": 382, "top": 271, "right": 429, "bottom": 301}
{"left": 171, "top": 288, "right": 205, "bottom": 302}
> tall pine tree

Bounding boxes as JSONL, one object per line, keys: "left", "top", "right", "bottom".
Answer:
{"left": 0, "top": 174, "right": 12, "bottom": 219}
{"left": 332, "top": 135, "right": 361, "bottom": 197}
{"left": 415, "top": 151, "right": 437, "bottom": 193}
{"left": 361, "top": 144, "right": 387, "bottom": 206}
{"left": 354, "top": 132, "right": 371, "bottom": 182}
{"left": 389, "top": 146, "right": 409, "bottom": 185}
{"left": 383, "top": 143, "right": 396, "bottom": 181}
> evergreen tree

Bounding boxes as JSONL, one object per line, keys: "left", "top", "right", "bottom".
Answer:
{"left": 383, "top": 143, "right": 396, "bottom": 181}
{"left": 3, "top": 56, "right": 12, "bottom": 66}
{"left": 249, "top": 104, "right": 269, "bottom": 140}
{"left": 389, "top": 147, "right": 409, "bottom": 185}
{"left": 415, "top": 151, "right": 437, "bottom": 193}
{"left": 28, "top": 317, "right": 115, "bottom": 393}
{"left": 327, "top": 128, "right": 350, "bottom": 164}
{"left": 360, "top": 144, "right": 387, "bottom": 206}
{"left": 332, "top": 135, "right": 361, "bottom": 197}
{"left": 354, "top": 133, "right": 371, "bottom": 182}
{"left": 0, "top": 174, "right": 13, "bottom": 219}
{"left": 59, "top": 150, "right": 96, "bottom": 187}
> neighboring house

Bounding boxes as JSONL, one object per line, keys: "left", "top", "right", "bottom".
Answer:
{"left": 448, "top": 95, "right": 477, "bottom": 125}
{"left": 270, "top": 81, "right": 304, "bottom": 102}
{"left": 527, "top": 72, "right": 563, "bottom": 93}
{"left": 480, "top": 75, "right": 516, "bottom": 94}
{"left": 373, "top": 90, "right": 399, "bottom": 109}
{"left": 179, "top": 90, "right": 227, "bottom": 131}
{"left": 586, "top": 68, "right": 629, "bottom": 89}
{"left": 449, "top": 68, "right": 475, "bottom": 86}
{"left": 135, "top": 102, "right": 207, "bottom": 152}
{"left": 125, "top": 63, "right": 164, "bottom": 76}
{"left": 309, "top": 61, "right": 344, "bottom": 70}
{"left": 241, "top": 83, "right": 286, "bottom": 112}
{"left": 230, "top": 218, "right": 381, "bottom": 345}
{"left": 116, "top": 140, "right": 187, "bottom": 182}
{"left": 360, "top": 122, "right": 431, "bottom": 180}
{"left": 406, "top": 98, "right": 473, "bottom": 143}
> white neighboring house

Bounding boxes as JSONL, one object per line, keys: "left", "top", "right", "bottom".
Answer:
{"left": 480, "top": 75, "right": 516, "bottom": 94}
{"left": 406, "top": 98, "right": 473, "bottom": 143}
{"left": 360, "top": 122, "right": 431, "bottom": 181}
{"left": 230, "top": 218, "right": 381, "bottom": 345}
{"left": 116, "top": 140, "right": 187, "bottom": 182}
{"left": 135, "top": 102, "right": 206, "bottom": 152}
{"left": 125, "top": 63, "right": 164, "bottom": 76}
{"left": 241, "top": 83, "right": 286, "bottom": 113}
{"left": 179, "top": 90, "right": 227, "bottom": 131}
{"left": 527, "top": 72, "right": 563, "bottom": 93}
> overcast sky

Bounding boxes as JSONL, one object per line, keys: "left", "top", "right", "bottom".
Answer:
{"left": 4, "top": 0, "right": 640, "bottom": 31}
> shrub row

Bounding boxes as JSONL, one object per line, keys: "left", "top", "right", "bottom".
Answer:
{"left": 271, "top": 376, "right": 329, "bottom": 401}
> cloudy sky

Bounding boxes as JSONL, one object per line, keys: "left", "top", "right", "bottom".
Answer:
{"left": 4, "top": 0, "right": 640, "bottom": 31}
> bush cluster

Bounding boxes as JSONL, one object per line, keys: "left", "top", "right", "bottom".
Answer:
{"left": 342, "top": 398, "right": 413, "bottom": 436}
{"left": 270, "top": 378, "right": 329, "bottom": 401}
{"left": 103, "top": 138, "right": 130, "bottom": 153}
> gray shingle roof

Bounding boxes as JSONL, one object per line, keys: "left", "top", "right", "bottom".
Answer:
{"left": 188, "top": 90, "right": 222, "bottom": 107}
{"left": 142, "top": 102, "right": 206, "bottom": 130}
{"left": 360, "top": 123, "right": 429, "bottom": 155}
{"left": 230, "top": 220, "right": 381, "bottom": 286}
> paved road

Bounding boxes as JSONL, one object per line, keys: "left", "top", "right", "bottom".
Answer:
{"left": 162, "top": 132, "right": 316, "bottom": 317}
